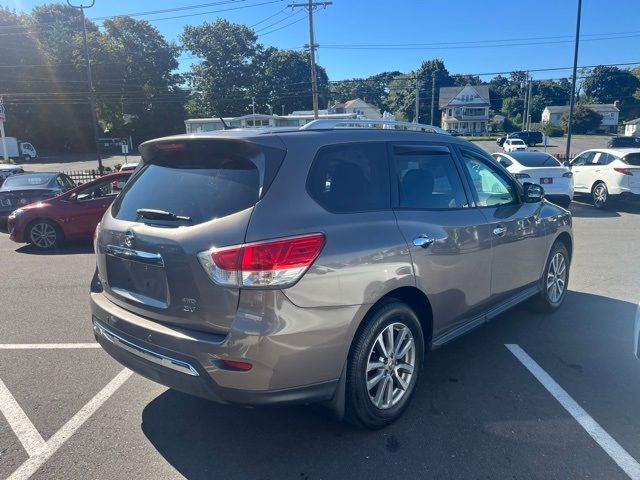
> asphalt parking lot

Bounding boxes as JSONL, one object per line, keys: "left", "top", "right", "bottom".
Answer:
{"left": 1, "top": 199, "right": 639, "bottom": 480}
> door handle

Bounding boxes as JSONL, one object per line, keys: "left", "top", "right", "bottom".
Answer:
{"left": 492, "top": 225, "right": 506, "bottom": 237}
{"left": 413, "top": 234, "right": 435, "bottom": 249}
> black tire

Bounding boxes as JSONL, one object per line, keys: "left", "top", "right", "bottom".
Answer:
{"left": 591, "top": 181, "right": 609, "bottom": 209}
{"left": 23, "top": 155, "right": 31, "bottom": 162}
{"left": 529, "top": 241, "right": 570, "bottom": 313}
{"left": 528, "top": 141, "right": 536, "bottom": 147}
{"left": 345, "top": 301, "right": 424, "bottom": 429}
{"left": 27, "top": 219, "right": 63, "bottom": 250}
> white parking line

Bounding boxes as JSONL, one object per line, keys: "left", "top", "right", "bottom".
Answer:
{"left": 7, "top": 368, "right": 132, "bottom": 480}
{"left": 0, "top": 377, "right": 49, "bottom": 457}
{"left": 506, "top": 344, "right": 640, "bottom": 480}
{"left": 0, "top": 343, "right": 100, "bottom": 349}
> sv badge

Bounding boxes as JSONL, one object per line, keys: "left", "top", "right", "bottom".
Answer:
{"left": 182, "top": 297, "right": 197, "bottom": 313}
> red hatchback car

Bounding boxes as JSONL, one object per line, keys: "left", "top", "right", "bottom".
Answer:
{"left": 8, "top": 172, "right": 131, "bottom": 250}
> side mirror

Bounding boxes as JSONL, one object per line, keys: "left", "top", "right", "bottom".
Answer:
{"left": 523, "top": 182, "right": 544, "bottom": 203}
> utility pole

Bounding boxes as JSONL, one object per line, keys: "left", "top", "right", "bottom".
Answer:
{"left": 430, "top": 74, "right": 436, "bottom": 126}
{"left": 525, "top": 78, "right": 533, "bottom": 130}
{"left": 565, "top": 0, "right": 582, "bottom": 161}
{"left": 414, "top": 71, "right": 420, "bottom": 123}
{"left": 67, "top": 0, "right": 103, "bottom": 173}
{"left": 521, "top": 72, "right": 529, "bottom": 131}
{"left": 288, "top": 1, "right": 332, "bottom": 120}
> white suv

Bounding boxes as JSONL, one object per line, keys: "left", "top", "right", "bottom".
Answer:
{"left": 503, "top": 138, "right": 528, "bottom": 152}
{"left": 570, "top": 148, "right": 640, "bottom": 208}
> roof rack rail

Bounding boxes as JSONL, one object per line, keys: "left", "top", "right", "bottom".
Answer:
{"left": 300, "top": 118, "right": 451, "bottom": 135}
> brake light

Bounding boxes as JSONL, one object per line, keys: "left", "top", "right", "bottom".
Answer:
{"left": 562, "top": 172, "right": 573, "bottom": 178}
{"left": 156, "top": 142, "right": 186, "bottom": 152}
{"left": 613, "top": 167, "right": 633, "bottom": 175}
{"left": 198, "top": 233, "right": 326, "bottom": 288}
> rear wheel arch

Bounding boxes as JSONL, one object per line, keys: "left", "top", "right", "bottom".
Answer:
{"left": 356, "top": 287, "right": 434, "bottom": 350}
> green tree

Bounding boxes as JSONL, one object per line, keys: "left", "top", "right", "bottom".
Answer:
{"left": 330, "top": 71, "right": 401, "bottom": 112}
{"left": 582, "top": 66, "right": 640, "bottom": 103}
{"left": 254, "top": 47, "right": 329, "bottom": 114}
{"left": 387, "top": 59, "right": 452, "bottom": 123}
{"left": 97, "top": 16, "right": 185, "bottom": 143}
{"left": 182, "top": 19, "right": 260, "bottom": 116}
{"left": 561, "top": 105, "right": 603, "bottom": 134}
{"left": 501, "top": 97, "right": 524, "bottom": 119}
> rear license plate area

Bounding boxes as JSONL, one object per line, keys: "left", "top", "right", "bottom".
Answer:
{"left": 540, "top": 177, "right": 553, "bottom": 184}
{"left": 106, "top": 255, "right": 168, "bottom": 306}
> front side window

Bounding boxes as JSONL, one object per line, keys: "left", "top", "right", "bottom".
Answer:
{"left": 572, "top": 151, "right": 596, "bottom": 166}
{"left": 459, "top": 148, "right": 519, "bottom": 207}
{"left": 393, "top": 147, "right": 468, "bottom": 209}
{"left": 307, "top": 143, "right": 390, "bottom": 213}
{"left": 77, "top": 179, "right": 119, "bottom": 201}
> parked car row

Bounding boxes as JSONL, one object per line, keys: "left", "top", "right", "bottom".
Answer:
{"left": 491, "top": 147, "right": 640, "bottom": 209}
{"left": 497, "top": 131, "right": 544, "bottom": 148}
{"left": 0, "top": 170, "right": 132, "bottom": 249}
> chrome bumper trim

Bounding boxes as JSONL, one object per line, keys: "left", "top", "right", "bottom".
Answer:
{"left": 93, "top": 320, "right": 199, "bottom": 377}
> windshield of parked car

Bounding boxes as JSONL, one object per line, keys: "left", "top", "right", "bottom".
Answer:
{"left": 509, "top": 153, "right": 561, "bottom": 167}
{"left": 2, "top": 174, "right": 54, "bottom": 187}
{"left": 511, "top": 140, "right": 525, "bottom": 145}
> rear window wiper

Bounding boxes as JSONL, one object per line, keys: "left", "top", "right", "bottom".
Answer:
{"left": 136, "top": 208, "right": 192, "bottom": 222}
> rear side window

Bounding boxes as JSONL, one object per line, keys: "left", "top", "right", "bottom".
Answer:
{"left": 624, "top": 153, "right": 640, "bottom": 166}
{"left": 393, "top": 147, "right": 468, "bottom": 209}
{"left": 307, "top": 143, "right": 390, "bottom": 212}
{"left": 112, "top": 140, "right": 285, "bottom": 225}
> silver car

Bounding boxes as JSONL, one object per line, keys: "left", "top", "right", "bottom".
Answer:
{"left": 91, "top": 123, "right": 572, "bottom": 428}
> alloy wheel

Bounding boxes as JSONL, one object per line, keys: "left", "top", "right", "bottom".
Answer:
{"left": 30, "top": 222, "right": 57, "bottom": 249}
{"left": 366, "top": 322, "right": 416, "bottom": 410}
{"left": 593, "top": 184, "right": 607, "bottom": 208}
{"left": 546, "top": 252, "right": 567, "bottom": 304}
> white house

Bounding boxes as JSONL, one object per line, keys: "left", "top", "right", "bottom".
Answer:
{"left": 541, "top": 104, "right": 620, "bottom": 133}
{"left": 624, "top": 118, "right": 640, "bottom": 137}
{"left": 439, "top": 85, "right": 491, "bottom": 134}
{"left": 185, "top": 112, "right": 358, "bottom": 134}
{"left": 185, "top": 98, "right": 381, "bottom": 133}
{"left": 328, "top": 98, "right": 382, "bottom": 119}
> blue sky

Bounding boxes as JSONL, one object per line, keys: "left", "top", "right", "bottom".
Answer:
{"left": 7, "top": 0, "right": 640, "bottom": 80}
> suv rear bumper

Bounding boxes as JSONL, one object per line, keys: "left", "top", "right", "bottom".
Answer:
{"left": 90, "top": 291, "right": 351, "bottom": 405}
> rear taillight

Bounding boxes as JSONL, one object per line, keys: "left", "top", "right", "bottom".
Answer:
{"left": 613, "top": 167, "right": 633, "bottom": 175}
{"left": 515, "top": 173, "right": 530, "bottom": 179}
{"left": 197, "top": 233, "right": 325, "bottom": 288}
{"left": 562, "top": 172, "right": 573, "bottom": 178}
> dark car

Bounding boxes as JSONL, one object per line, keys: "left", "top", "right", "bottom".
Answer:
{"left": 497, "top": 131, "right": 543, "bottom": 147}
{"left": 0, "top": 172, "right": 75, "bottom": 223}
{"left": 8, "top": 172, "right": 131, "bottom": 250}
{"left": 607, "top": 136, "right": 640, "bottom": 148}
{"left": 91, "top": 119, "right": 573, "bottom": 429}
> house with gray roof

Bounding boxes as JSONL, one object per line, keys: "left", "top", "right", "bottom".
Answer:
{"left": 541, "top": 104, "right": 620, "bottom": 133}
{"left": 439, "top": 85, "right": 491, "bottom": 135}
{"left": 624, "top": 118, "right": 640, "bottom": 137}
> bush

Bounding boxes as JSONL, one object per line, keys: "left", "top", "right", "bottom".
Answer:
{"left": 546, "top": 125, "right": 564, "bottom": 137}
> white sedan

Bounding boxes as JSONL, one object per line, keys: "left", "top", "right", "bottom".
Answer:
{"left": 503, "top": 138, "right": 528, "bottom": 152}
{"left": 570, "top": 148, "right": 640, "bottom": 208}
{"left": 492, "top": 152, "right": 574, "bottom": 208}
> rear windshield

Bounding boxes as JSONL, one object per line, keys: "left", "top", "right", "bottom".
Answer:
{"left": 112, "top": 140, "right": 284, "bottom": 225}
{"left": 3, "top": 174, "right": 53, "bottom": 187}
{"left": 624, "top": 153, "right": 640, "bottom": 166}
{"left": 511, "top": 153, "right": 561, "bottom": 167}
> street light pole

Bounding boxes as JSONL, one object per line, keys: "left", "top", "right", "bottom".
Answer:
{"left": 67, "top": 0, "right": 103, "bottom": 173}
{"left": 565, "top": 0, "right": 582, "bottom": 161}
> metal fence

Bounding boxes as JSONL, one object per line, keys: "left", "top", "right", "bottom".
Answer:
{"left": 63, "top": 169, "right": 109, "bottom": 185}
